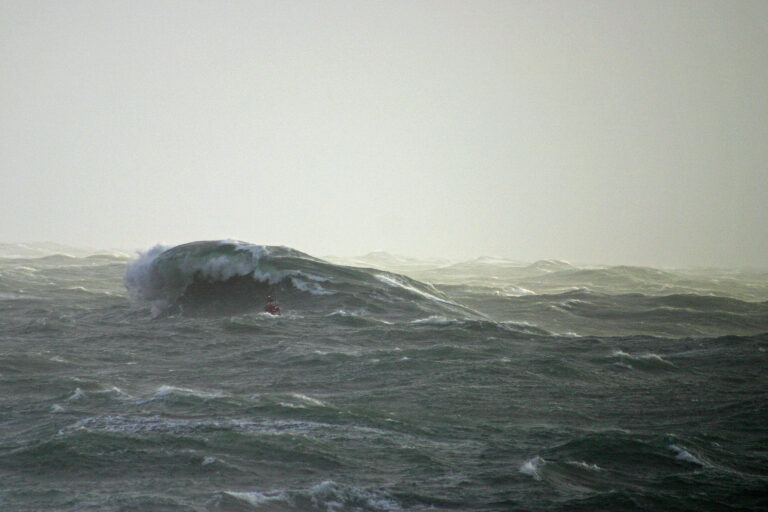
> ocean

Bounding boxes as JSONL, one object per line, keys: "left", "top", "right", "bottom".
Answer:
{"left": 1, "top": 240, "right": 766, "bottom": 511}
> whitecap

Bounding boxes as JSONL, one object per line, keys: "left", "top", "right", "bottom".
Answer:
{"left": 309, "top": 480, "right": 401, "bottom": 511}
{"left": 326, "top": 309, "right": 392, "bottom": 324}
{"left": 224, "top": 490, "right": 287, "bottom": 507}
{"left": 411, "top": 315, "right": 453, "bottom": 326}
{"left": 568, "top": 460, "right": 602, "bottom": 471}
{"left": 289, "top": 393, "right": 327, "bottom": 407}
{"left": 496, "top": 286, "right": 536, "bottom": 296}
{"left": 104, "top": 386, "right": 132, "bottom": 399}
{"left": 327, "top": 308, "right": 356, "bottom": 318}
{"left": 223, "top": 482, "right": 400, "bottom": 512}
{"left": 68, "top": 388, "right": 85, "bottom": 401}
{"left": 612, "top": 350, "right": 675, "bottom": 366}
{"left": 0, "top": 291, "right": 33, "bottom": 300}
{"left": 669, "top": 444, "right": 708, "bottom": 466}
{"left": 519, "top": 456, "right": 545, "bottom": 480}
{"left": 151, "top": 385, "right": 227, "bottom": 400}
{"left": 290, "top": 276, "right": 335, "bottom": 295}
{"left": 376, "top": 273, "right": 456, "bottom": 306}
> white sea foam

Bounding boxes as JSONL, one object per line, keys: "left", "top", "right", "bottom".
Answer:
{"left": 104, "top": 386, "right": 131, "bottom": 399}
{"left": 201, "top": 255, "right": 251, "bottom": 281}
{"left": 669, "top": 444, "right": 708, "bottom": 466}
{"left": 0, "top": 291, "right": 33, "bottom": 300}
{"left": 309, "top": 480, "right": 401, "bottom": 511}
{"left": 499, "top": 320, "right": 551, "bottom": 335}
{"left": 125, "top": 242, "right": 267, "bottom": 314}
{"left": 224, "top": 490, "right": 287, "bottom": 506}
{"left": 290, "top": 276, "right": 334, "bottom": 295}
{"left": 496, "top": 286, "right": 536, "bottom": 296}
{"left": 568, "top": 460, "right": 602, "bottom": 471}
{"left": 519, "top": 456, "right": 545, "bottom": 480}
{"left": 123, "top": 245, "right": 168, "bottom": 294}
{"left": 290, "top": 393, "right": 327, "bottom": 407}
{"left": 223, "top": 481, "right": 400, "bottom": 512}
{"left": 376, "top": 273, "right": 455, "bottom": 305}
{"left": 409, "top": 316, "right": 548, "bottom": 335}
{"left": 327, "top": 308, "right": 356, "bottom": 318}
{"left": 412, "top": 315, "right": 453, "bottom": 326}
{"left": 611, "top": 350, "right": 675, "bottom": 366}
{"left": 125, "top": 242, "right": 341, "bottom": 315}
{"left": 297, "top": 272, "right": 330, "bottom": 282}
{"left": 151, "top": 385, "right": 227, "bottom": 400}
{"left": 68, "top": 388, "right": 85, "bottom": 401}
{"left": 61, "top": 415, "right": 222, "bottom": 437}
{"left": 327, "top": 309, "right": 392, "bottom": 324}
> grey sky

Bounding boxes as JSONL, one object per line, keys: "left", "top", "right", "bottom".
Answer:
{"left": 2, "top": 1, "right": 766, "bottom": 267}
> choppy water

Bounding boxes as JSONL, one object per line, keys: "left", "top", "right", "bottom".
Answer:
{"left": 1, "top": 241, "right": 767, "bottom": 511}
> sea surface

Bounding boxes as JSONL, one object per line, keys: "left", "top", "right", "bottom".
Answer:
{"left": 1, "top": 240, "right": 767, "bottom": 511}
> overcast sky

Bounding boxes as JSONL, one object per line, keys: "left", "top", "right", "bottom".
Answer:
{"left": 1, "top": 1, "right": 766, "bottom": 267}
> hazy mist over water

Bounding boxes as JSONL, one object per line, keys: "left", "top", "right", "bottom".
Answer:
{"left": 2, "top": 1, "right": 767, "bottom": 267}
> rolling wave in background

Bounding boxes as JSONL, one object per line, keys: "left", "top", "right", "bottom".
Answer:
{"left": 1, "top": 240, "right": 766, "bottom": 511}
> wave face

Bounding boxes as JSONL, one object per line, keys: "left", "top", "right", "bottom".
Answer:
{"left": 124, "top": 240, "right": 478, "bottom": 319}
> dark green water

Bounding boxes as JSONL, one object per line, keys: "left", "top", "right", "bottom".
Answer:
{"left": 1, "top": 242, "right": 767, "bottom": 511}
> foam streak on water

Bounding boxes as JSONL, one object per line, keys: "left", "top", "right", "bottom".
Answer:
{"left": 1, "top": 241, "right": 767, "bottom": 511}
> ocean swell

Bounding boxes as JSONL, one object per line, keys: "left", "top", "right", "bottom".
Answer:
{"left": 124, "top": 240, "right": 482, "bottom": 319}
{"left": 124, "top": 241, "right": 312, "bottom": 315}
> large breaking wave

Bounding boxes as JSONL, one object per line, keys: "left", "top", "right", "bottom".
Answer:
{"left": 124, "top": 240, "right": 480, "bottom": 319}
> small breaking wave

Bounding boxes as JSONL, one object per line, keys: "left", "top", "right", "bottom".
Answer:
{"left": 669, "top": 444, "right": 709, "bottom": 467}
{"left": 410, "top": 316, "right": 551, "bottom": 336}
{"left": 68, "top": 388, "right": 86, "bottom": 401}
{"left": 411, "top": 315, "right": 453, "bottom": 326}
{"left": 610, "top": 350, "right": 676, "bottom": 370}
{"left": 219, "top": 480, "right": 401, "bottom": 511}
{"left": 150, "top": 385, "right": 228, "bottom": 401}
{"left": 326, "top": 309, "right": 392, "bottom": 325}
{"left": 223, "top": 490, "right": 288, "bottom": 508}
{"left": 566, "top": 460, "right": 602, "bottom": 471}
{"left": 376, "top": 273, "right": 456, "bottom": 306}
{"left": 286, "top": 393, "right": 327, "bottom": 408}
{"left": 519, "top": 456, "right": 545, "bottom": 480}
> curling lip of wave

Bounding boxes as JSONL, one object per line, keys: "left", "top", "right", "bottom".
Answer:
{"left": 123, "top": 240, "right": 485, "bottom": 319}
{"left": 123, "top": 241, "right": 322, "bottom": 313}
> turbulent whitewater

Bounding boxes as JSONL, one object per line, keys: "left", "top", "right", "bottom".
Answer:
{"left": 1, "top": 240, "right": 767, "bottom": 511}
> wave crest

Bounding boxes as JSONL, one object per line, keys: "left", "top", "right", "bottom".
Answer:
{"left": 124, "top": 240, "right": 482, "bottom": 319}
